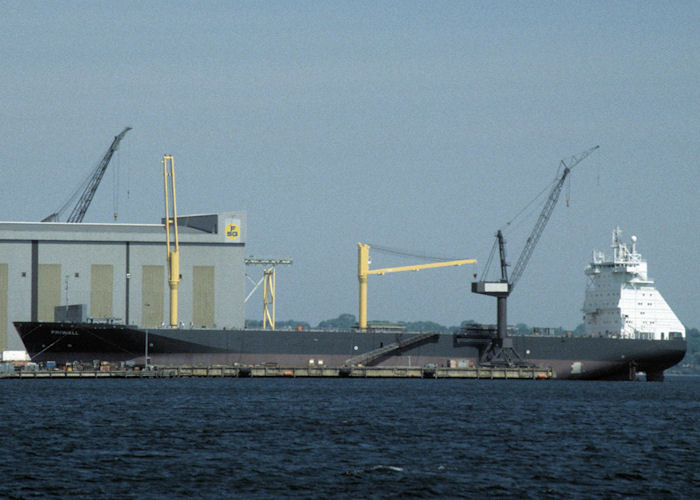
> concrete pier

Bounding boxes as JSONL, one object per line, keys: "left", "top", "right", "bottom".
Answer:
{"left": 1, "top": 364, "right": 552, "bottom": 379}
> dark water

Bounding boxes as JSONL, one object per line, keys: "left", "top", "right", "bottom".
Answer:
{"left": 1, "top": 377, "right": 698, "bottom": 499}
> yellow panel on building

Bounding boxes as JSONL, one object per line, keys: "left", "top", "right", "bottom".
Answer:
{"left": 193, "top": 265, "right": 215, "bottom": 328}
{"left": 142, "top": 265, "right": 164, "bottom": 328}
{"left": 90, "top": 264, "right": 114, "bottom": 320}
{"left": 38, "top": 264, "right": 61, "bottom": 322}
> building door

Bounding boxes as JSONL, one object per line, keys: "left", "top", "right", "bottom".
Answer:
{"left": 90, "top": 264, "right": 114, "bottom": 320}
{"left": 141, "top": 265, "right": 164, "bottom": 328}
{"left": 193, "top": 265, "right": 215, "bottom": 328}
{"left": 38, "top": 264, "right": 61, "bottom": 322}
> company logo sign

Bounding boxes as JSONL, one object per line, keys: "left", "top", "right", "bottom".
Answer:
{"left": 225, "top": 220, "right": 241, "bottom": 241}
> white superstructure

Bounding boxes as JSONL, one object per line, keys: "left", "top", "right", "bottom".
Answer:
{"left": 582, "top": 228, "right": 685, "bottom": 340}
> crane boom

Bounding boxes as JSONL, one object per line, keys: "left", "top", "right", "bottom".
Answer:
{"left": 66, "top": 127, "right": 132, "bottom": 223}
{"left": 43, "top": 127, "right": 132, "bottom": 222}
{"left": 358, "top": 243, "right": 476, "bottom": 330}
{"left": 509, "top": 145, "right": 599, "bottom": 290}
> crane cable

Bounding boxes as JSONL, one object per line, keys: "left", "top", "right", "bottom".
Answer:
{"left": 481, "top": 238, "right": 499, "bottom": 281}
{"left": 51, "top": 165, "right": 96, "bottom": 220}
{"left": 486, "top": 173, "right": 561, "bottom": 281}
{"left": 499, "top": 176, "right": 558, "bottom": 235}
{"left": 113, "top": 149, "right": 120, "bottom": 221}
{"left": 366, "top": 243, "right": 465, "bottom": 263}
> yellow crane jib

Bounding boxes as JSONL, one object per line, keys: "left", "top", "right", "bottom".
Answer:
{"left": 163, "top": 155, "right": 180, "bottom": 328}
{"left": 357, "top": 242, "right": 476, "bottom": 330}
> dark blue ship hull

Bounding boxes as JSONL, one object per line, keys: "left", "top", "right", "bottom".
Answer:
{"left": 14, "top": 321, "right": 686, "bottom": 380}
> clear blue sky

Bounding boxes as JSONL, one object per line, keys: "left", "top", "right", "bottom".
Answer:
{"left": 2, "top": 1, "right": 698, "bottom": 329}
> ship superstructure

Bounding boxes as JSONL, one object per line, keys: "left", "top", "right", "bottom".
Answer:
{"left": 583, "top": 228, "right": 685, "bottom": 341}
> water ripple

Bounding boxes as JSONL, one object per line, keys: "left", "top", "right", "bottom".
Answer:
{"left": 0, "top": 377, "right": 698, "bottom": 498}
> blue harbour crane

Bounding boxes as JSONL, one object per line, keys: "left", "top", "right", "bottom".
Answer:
{"left": 471, "top": 145, "right": 599, "bottom": 365}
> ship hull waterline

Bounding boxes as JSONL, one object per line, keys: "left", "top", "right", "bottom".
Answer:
{"left": 14, "top": 322, "right": 686, "bottom": 381}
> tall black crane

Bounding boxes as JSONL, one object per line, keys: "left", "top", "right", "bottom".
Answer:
{"left": 43, "top": 126, "right": 132, "bottom": 223}
{"left": 471, "top": 145, "right": 599, "bottom": 365}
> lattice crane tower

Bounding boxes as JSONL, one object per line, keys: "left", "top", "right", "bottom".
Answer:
{"left": 244, "top": 258, "right": 293, "bottom": 330}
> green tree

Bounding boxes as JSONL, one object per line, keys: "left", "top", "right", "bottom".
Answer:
{"left": 515, "top": 323, "right": 530, "bottom": 335}
{"left": 317, "top": 314, "right": 357, "bottom": 330}
{"left": 402, "top": 321, "right": 448, "bottom": 333}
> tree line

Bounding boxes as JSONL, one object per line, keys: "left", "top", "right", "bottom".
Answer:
{"left": 245, "top": 313, "right": 581, "bottom": 335}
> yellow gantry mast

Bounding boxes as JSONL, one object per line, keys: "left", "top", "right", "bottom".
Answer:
{"left": 263, "top": 268, "right": 275, "bottom": 329}
{"left": 163, "top": 155, "right": 180, "bottom": 328}
{"left": 357, "top": 243, "right": 476, "bottom": 330}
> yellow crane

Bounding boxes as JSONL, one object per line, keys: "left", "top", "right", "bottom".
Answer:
{"left": 244, "top": 258, "right": 293, "bottom": 330}
{"left": 163, "top": 155, "right": 180, "bottom": 328}
{"left": 357, "top": 243, "right": 476, "bottom": 330}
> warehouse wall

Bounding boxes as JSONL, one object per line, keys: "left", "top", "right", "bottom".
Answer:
{"left": 0, "top": 241, "right": 32, "bottom": 350}
{"left": 0, "top": 212, "right": 246, "bottom": 351}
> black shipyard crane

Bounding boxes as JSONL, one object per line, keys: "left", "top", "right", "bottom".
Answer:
{"left": 43, "top": 126, "right": 132, "bottom": 222}
{"left": 471, "top": 145, "right": 599, "bottom": 365}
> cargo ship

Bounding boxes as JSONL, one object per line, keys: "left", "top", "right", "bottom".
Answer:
{"left": 10, "top": 149, "right": 687, "bottom": 380}
{"left": 13, "top": 229, "right": 686, "bottom": 380}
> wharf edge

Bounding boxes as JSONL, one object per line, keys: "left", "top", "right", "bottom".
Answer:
{"left": 1, "top": 364, "right": 552, "bottom": 380}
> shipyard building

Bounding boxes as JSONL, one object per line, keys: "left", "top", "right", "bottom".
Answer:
{"left": 0, "top": 212, "right": 246, "bottom": 351}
